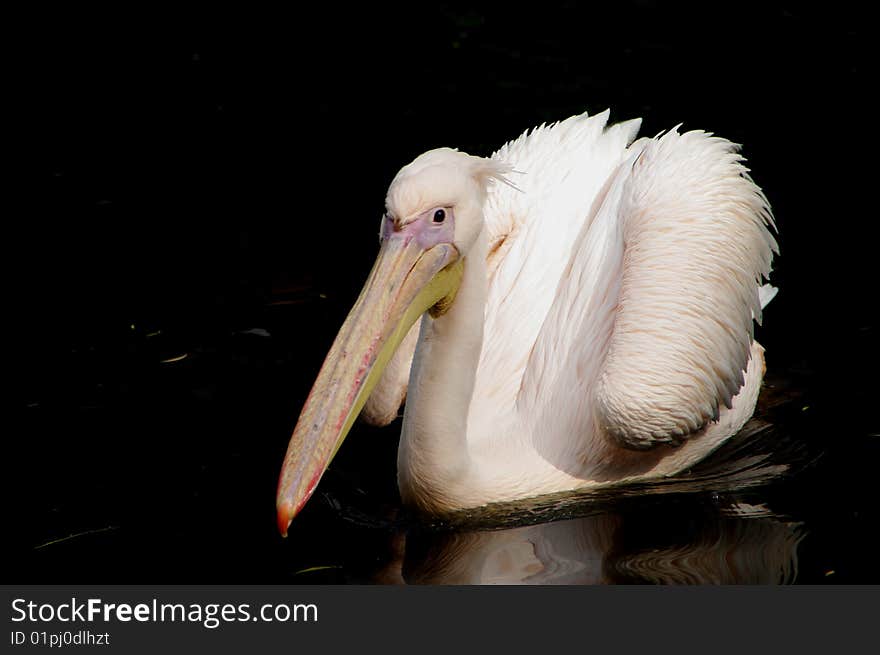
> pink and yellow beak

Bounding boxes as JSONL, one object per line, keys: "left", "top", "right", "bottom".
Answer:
{"left": 276, "top": 226, "right": 462, "bottom": 536}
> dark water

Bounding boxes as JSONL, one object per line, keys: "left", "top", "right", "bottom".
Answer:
{"left": 12, "top": 2, "right": 877, "bottom": 583}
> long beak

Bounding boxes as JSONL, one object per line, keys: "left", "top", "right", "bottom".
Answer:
{"left": 276, "top": 235, "right": 463, "bottom": 536}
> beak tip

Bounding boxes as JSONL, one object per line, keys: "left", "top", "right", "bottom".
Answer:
{"left": 277, "top": 502, "right": 295, "bottom": 538}
{"left": 277, "top": 467, "right": 322, "bottom": 537}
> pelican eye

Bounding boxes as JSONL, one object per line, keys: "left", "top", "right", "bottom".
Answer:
{"left": 433, "top": 209, "right": 446, "bottom": 223}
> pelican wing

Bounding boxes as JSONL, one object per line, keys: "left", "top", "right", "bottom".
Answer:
{"left": 472, "top": 110, "right": 642, "bottom": 426}
{"left": 521, "top": 127, "right": 777, "bottom": 449}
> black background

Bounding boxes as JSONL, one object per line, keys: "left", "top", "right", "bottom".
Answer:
{"left": 11, "top": 2, "right": 877, "bottom": 582}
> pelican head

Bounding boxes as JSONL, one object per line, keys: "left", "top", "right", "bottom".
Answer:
{"left": 276, "top": 148, "right": 511, "bottom": 536}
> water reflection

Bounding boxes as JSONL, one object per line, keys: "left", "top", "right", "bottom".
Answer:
{"left": 386, "top": 505, "right": 803, "bottom": 584}
{"left": 371, "top": 416, "right": 810, "bottom": 584}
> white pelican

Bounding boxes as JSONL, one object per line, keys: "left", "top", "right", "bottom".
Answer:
{"left": 276, "top": 109, "right": 778, "bottom": 536}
